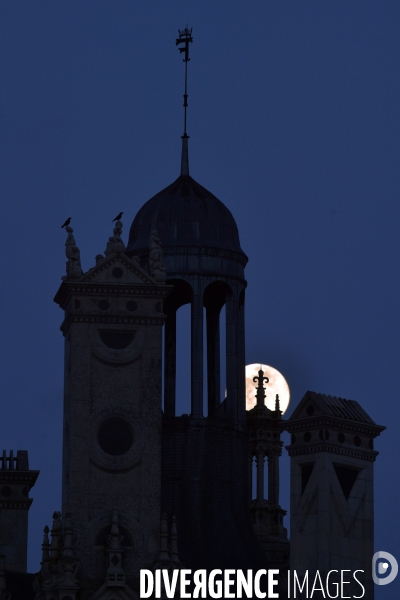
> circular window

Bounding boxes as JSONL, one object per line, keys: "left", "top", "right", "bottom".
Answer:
{"left": 126, "top": 301, "right": 137, "bottom": 312}
{"left": 98, "top": 419, "right": 133, "bottom": 456}
{"left": 337, "top": 432, "right": 345, "bottom": 444}
{"left": 354, "top": 436, "right": 361, "bottom": 447}
{"left": 1, "top": 486, "right": 12, "bottom": 497}
{"left": 306, "top": 405, "right": 315, "bottom": 416}
{"left": 112, "top": 267, "right": 123, "bottom": 278}
{"left": 303, "top": 431, "right": 311, "bottom": 443}
{"left": 98, "top": 300, "right": 110, "bottom": 311}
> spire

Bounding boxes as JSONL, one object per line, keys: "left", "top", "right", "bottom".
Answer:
{"left": 62, "top": 513, "right": 75, "bottom": 559}
{"left": 169, "top": 515, "right": 180, "bottom": 564}
{"left": 41, "top": 525, "right": 50, "bottom": 564}
{"left": 275, "top": 393, "right": 282, "bottom": 416}
{"left": 176, "top": 26, "right": 193, "bottom": 176}
{"left": 49, "top": 511, "right": 63, "bottom": 560}
{"left": 57, "top": 513, "right": 80, "bottom": 592}
{"left": 106, "top": 511, "right": 125, "bottom": 588}
{"left": 158, "top": 513, "right": 170, "bottom": 562}
{"left": 181, "top": 134, "right": 189, "bottom": 176}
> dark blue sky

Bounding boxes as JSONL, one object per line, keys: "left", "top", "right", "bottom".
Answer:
{"left": 1, "top": 2, "right": 399, "bottom": 596}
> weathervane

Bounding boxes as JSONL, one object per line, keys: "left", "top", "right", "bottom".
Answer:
{"left": 176, "top": 26, "right": 193, "bottom": 176}
{"left": 176, "top": 26, "right": 193, "bottom": 137}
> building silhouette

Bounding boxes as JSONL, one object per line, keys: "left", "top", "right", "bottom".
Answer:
{"left": 0, "top": 136, "right": 385, "bottom": 600}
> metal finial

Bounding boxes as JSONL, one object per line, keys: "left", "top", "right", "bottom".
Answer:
{"left": 253, "top": 369, "right": 269, "bottom": 407}
{"left": 176, "top": 26, "right": 193, "bottom": 175}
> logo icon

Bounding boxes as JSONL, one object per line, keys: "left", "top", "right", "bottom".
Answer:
{"left": 372, "top": 551, "right": 398, "bottom": 586}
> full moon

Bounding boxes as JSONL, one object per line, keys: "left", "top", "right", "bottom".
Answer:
{"left": 245, "top": 363, "right": 290, "bottom": 414}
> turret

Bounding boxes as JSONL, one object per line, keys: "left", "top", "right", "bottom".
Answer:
{"left": 0, "top": 450, "right": 38, "bottom": 572}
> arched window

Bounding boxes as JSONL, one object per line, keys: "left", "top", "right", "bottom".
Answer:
{"left": 203, "top": 281, "right": 233, "bottom": 416}
{"left": 163, "top": 279, "right": 193, "bottom": 417}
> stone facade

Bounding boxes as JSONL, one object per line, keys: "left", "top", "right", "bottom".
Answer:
{"left": 50, "top": 236, "right": 172, "bottom": 597}
{"left": 247, "top": 382, "right": 290, "bottom": 578}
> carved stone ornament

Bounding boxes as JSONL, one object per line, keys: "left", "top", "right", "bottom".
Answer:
{"left": 105, "top": 220, "right": 126, "bottom": 256}
{"left": 64, "top": 226, "right": 83, "bottom": 280}
{"left": 149, "top": 230, "right": 167, "bottom": 283}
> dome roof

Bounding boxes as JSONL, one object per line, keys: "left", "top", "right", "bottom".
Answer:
{"left": 127, "top": 174, "right": 246, "bottom": 257}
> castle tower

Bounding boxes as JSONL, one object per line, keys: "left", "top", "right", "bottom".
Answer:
{"left": 127, "top": 27, "right": 247, "bottom": 426}
{"left": 126, "top": 165, "right": 248, "bottom": 423}
{"left": 122, "top": 29, "right": 263, "bottom": 570}
{"left": 125, "top": 142, "right": 264, "bottom": 569}
{"left": 0, "top": 450, "right": 39, "bottom": 572}
{"left": 53, "top": 222, "right": 171, "bottom": 590}
{"left": 48, "top": 27, "right": 284, "bottom": 585}
{"left": 246, "top": 372, "right": 289, "bottom": 571}
{"left": 286, "top": 391, "right": 385, "bottom": 598}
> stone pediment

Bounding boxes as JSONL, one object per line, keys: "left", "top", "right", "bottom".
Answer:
{"left": 81, "top": 253, "right": 158, "bottom": 286}
{"left": 287, "top": 390, "right": 377, "bottom": 424}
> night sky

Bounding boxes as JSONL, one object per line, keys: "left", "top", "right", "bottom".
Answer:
{"left": 1, "top": 2, "right": 399, "bottom": 597}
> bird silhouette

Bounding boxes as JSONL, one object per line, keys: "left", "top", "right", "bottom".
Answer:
{"left": 112, "top": 212, "right": 123, "bottom": 222}
{"left": 61, "top": 217, "right": 72, "bottom": 228}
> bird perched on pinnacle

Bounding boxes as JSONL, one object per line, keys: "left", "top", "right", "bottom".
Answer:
{"left": 61, "top": 217, "right": 72, "bottom": 228}
{"left": 112, "top": 212, "right": 123, "bottom": 222}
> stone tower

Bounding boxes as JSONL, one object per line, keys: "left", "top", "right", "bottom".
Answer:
{"left": 246, "top": 372, "right": 289, "bottom": 573}
{"left": 0, "top": 450, "right": 38, "bottom": 572}
{"left": 126, "top": 143, "right": 266, "bottom": 570}
{"left": 285, "top": 391, "right": 385, "bottom": 598}
{"left": 53, "top": 222, "right": 171, "bottom": 593}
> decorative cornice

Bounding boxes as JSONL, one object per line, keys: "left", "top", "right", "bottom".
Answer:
{"left": 286, "top": 442, "right": 379, "bottom": 462}
{"left": 285, "top": 416, "right": 384, "bottom": 437}
{"left": 0, "top": 499, "right": 34, "bottom": 509}
{"left": 0, "top": 470, "right": 39, "bottom": 485}
{"left": 69, "top": 284, "right": 169, "bottom": 294}
{"left": 247, "top": 415, "right": 285, "bottom": 429}
{"left": 54, "top": 281, "right": 172, "bottom": 308}
{"left": 60, "top": 314, "right": 166, "bottom": 335}
{"left": 82, "top": 253, "right": 154, "bottom": 283}
{"left": 130, "top": 244, "right": 248, "bottom": 266}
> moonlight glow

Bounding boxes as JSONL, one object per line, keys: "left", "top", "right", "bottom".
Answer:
{"left": 245, "top": 364, "right": 290, "bottom": 414}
